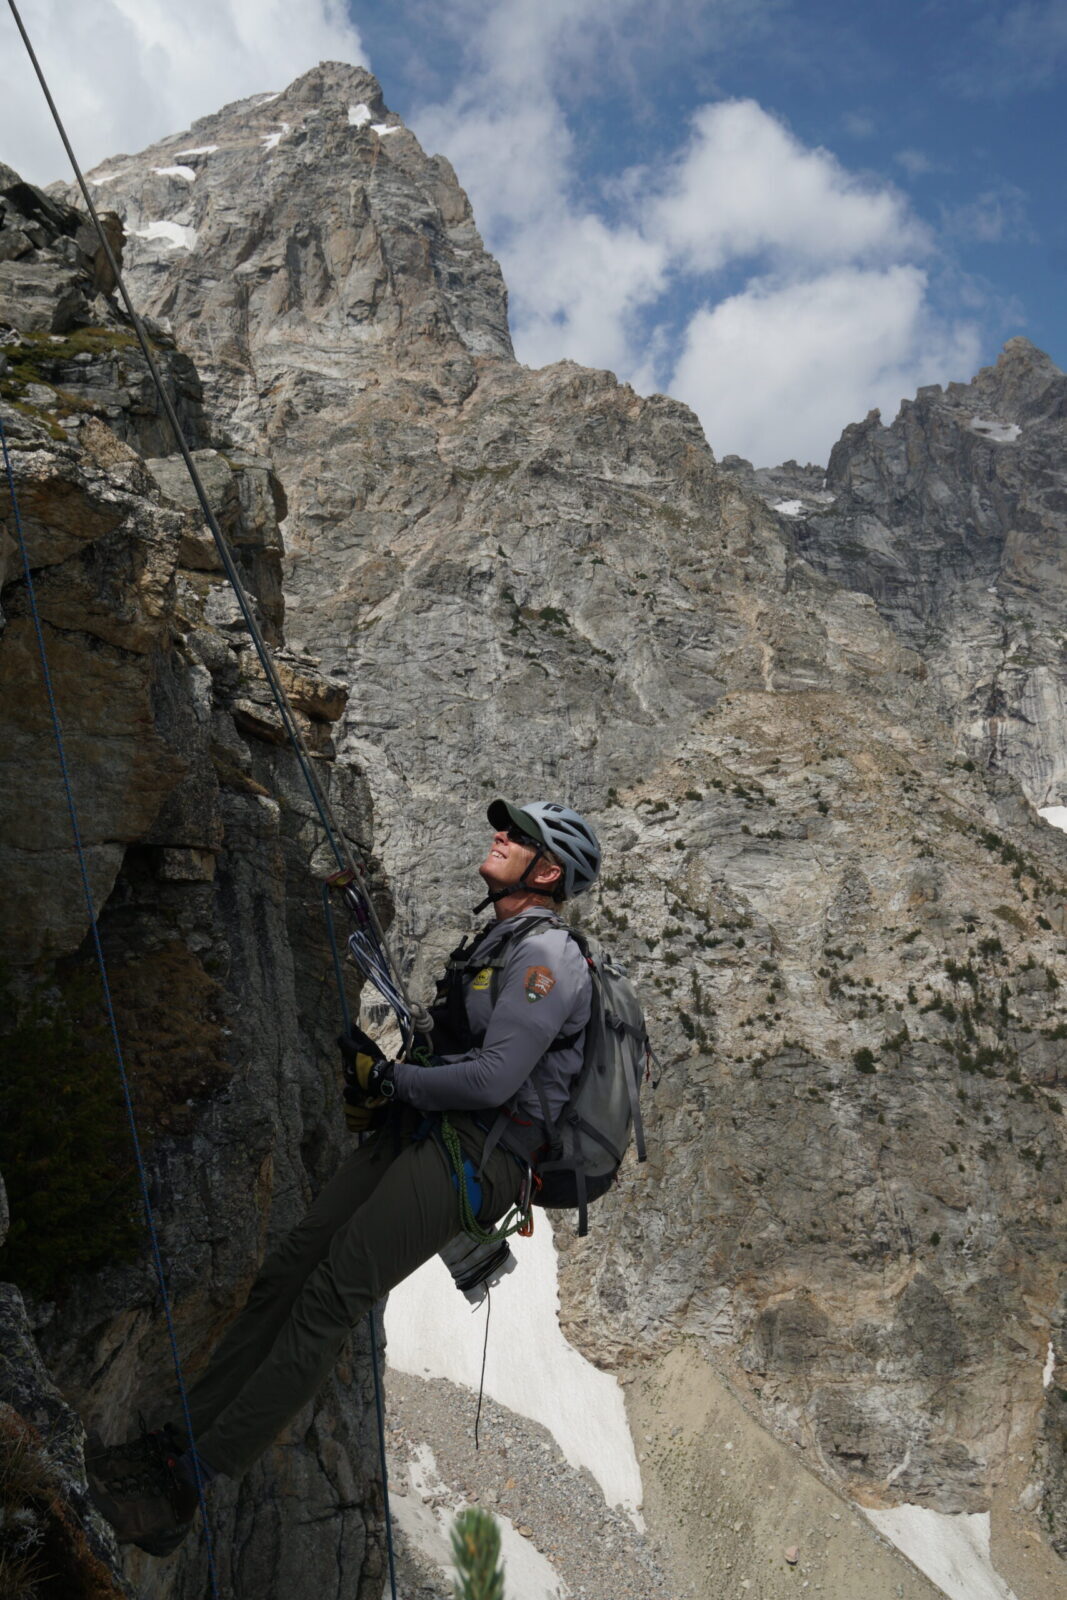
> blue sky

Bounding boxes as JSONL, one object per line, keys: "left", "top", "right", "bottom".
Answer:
{"left": 2, "top": 0, "right": 1064, "bottom": 465}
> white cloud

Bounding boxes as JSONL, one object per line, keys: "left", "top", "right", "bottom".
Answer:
{"left": 669, "top": 266, "right": 981, "bottom": 466}
{"left": 502, "top": 214, "right": 667, "bottom": 374}
{"left": 949, "top": 0, "right": 1067, "bottom": 95}
{"left": 941, "top": 184, "right": 1033, "bottom": 244}
{"left": 0, "top": 0, "right": 367, "bottom": 184}
{"left": 895, "top": 148, "right": 939, "bottom": 177}
{"left": 413, "top": 0, "right": 673, "bottom": 375}
{"left": 416, "top": 10, "right": 970, "bottom": 465}
{"left": 652, "top": 100, "right": 924, "bottom": 273}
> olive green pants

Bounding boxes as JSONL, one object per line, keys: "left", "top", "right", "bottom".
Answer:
{"left": 177, "top": 1112, "right": 521, "bottom": 1479}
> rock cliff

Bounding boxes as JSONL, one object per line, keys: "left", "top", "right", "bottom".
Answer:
{"left": 4, "top": 56, "right": 1065, "bottom": 1600}
{"left": 728, "top": 340, "right": 1067, "bottom": 809}
{"left": 0, "top": 163, "right": 390, "bottom": 1597}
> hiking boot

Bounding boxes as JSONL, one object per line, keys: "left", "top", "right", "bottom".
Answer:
{"left": 86, "top": 1422, "right": 200, "bottom": 1556}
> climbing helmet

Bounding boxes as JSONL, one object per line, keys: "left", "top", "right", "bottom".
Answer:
{"left": 486, "top": 798, "right": 601, "bottom": 898}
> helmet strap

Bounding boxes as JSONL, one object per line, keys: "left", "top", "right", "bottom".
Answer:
{"left": 473, "top": 846, "right": 556, "bottom": 914}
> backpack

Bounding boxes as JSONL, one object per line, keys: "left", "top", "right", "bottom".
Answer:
{"left": 428, "top": 914, "right": 652, "bottom": 1236}
{"left": 532, "top": 927, "right": 650, "bottom": 1236}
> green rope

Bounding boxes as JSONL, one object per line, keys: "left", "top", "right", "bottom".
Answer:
{"left": 440, "top": 1116, "right": 531, "bottom": 1244}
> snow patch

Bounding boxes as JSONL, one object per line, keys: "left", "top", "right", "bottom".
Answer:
{"left": 385, "top": 1221, "right": 644, "bottom": 1523}
{"left": 865, "top": 1507, "right": 1019, "bottom": 1600}
{"left": 1039, "top": 806, "right": 1067, "bottom": 834}
{"left": 89, "top": 172, "right": 121, "bottom": 184}
{"left": 261, "top": 122, "right": 290, "bottom": 152}
{"left": 970, "top": 417, "right": 1021, "bottom": 443}
{"left": 174, "top": 145, "right": 218, "bottom": 157}
{"left": 772, "top": 499, "right": 807, "bottom": 517}
{"left": 1045, "top": 1340, "right": 1056, "bottom": 1388}
{"left": 153, "top": 165, "right": 196, "bottom": 182}
{"left": 348, "top": 102, "right": 373, "bottom": 128}
{"left": 372, "top": 122, "right": 401, "bottom": 136}
{"left": 134, "top": 220, "right": 197, "bottom": 251}
{"left": 392, "top": 1443, "right": 569, "bottom": 1600}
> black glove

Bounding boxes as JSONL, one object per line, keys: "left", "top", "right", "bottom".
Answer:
{"left": 338, "top": 1026, "right": 396, "bottom": 1104}
{"left": 338, "top": 1023, "right": 385, "bottom": 1073}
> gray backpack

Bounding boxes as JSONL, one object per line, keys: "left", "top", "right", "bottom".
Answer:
{"left": 532, "top": 927, "right": 651, "bottom": 1235}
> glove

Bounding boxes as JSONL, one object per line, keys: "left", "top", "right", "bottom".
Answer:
{"left": 338, "top": 1026, "right": 397, "bottom": 1104}
{"left": 338, "top": 1022, "right": 384, "bottom": 1075}
{"left": 344, "top": 1098, "right": 388, "bottom": 1135}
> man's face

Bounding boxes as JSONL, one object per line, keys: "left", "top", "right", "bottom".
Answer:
{"left": 479, "top": 824, "right": 541, "bottom": 892}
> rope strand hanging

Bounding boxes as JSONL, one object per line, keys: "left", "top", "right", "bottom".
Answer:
{"left": 0, "top": 409, "right": 221, "bottom": 1600}
{"left": 4, "top": 4, "right": 411, "bottom": 1590}
{"left": 5, "top": 0, "right": 420, "bottom": 1051}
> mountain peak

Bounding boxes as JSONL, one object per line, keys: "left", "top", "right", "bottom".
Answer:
{"left": 69, "top": 64, "right": 513, "bottom": 451}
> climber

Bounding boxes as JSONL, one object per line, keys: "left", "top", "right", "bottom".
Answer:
{"left": 87, "top": 798, "right": 601, "bottom": 1557}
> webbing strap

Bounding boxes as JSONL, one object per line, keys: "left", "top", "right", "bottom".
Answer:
{"left": 574, "top": 1167, "right": 589, "bottom": 1239}
{"left": 610, "top": 1012, "right": 648, "bottom": 1163}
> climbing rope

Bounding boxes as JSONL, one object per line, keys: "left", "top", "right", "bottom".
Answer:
{"left": 0, "top": 411, "right": 221, "bottom": 1598}
{"left": 328, "top": 869, "right": 420, "bottom": 1049}
{"left": 321, "top": 885, "right": 399, "bottom": 1600}
{"left": 439, "top": 1117, "right": 534, "bottom": 1244}
{"left": 5, "top": 0, "right": 420, "bottom": 1047}
{"left": 4, "top": 1, "right": 413, "bottom": 1586}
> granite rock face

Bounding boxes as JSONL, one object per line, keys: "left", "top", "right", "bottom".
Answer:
{"left": 28, "top": 60, "right": 1067, "bottom": 1591}
{"left": 1, "top": 166, "right": 388, "bottom": 1598}
{"left": 0, "top": 1169, "right": 133, "bottom": 1600}
{"left": 735, "top": 339, "right": 1067, "bottom": 809}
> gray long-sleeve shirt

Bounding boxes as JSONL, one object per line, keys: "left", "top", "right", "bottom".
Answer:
{"left": 391, "top": 909, "right": 592, "bottom": 1127}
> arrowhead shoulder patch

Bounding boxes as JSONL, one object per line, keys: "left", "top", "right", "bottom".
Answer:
{"left": 524, "top": 965, "right": 556, "bottom": 1002}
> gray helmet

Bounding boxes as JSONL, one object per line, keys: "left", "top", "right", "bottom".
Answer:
{"left": 486, "top": 798, "right": 601, "bottom": 898}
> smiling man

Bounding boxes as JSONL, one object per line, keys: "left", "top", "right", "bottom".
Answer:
{"left": 88, "top": 797, "right": 601, "bottom": 1558}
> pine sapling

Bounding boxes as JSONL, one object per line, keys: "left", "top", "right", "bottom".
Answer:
{"left": 451, "top": 1506, "right": 506, "bottom": 1600}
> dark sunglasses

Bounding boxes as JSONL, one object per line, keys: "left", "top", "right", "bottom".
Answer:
{"left": 503, "top": 823, "right": 541, "bottom": 851}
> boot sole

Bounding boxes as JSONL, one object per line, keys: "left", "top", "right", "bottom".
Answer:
{"left": 87, "top": 1471, "right": 194, "bottom": 1557}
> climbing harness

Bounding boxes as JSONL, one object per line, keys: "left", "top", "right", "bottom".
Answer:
{"left": 4, "top": 3, "right": 409, "bottom": 1589}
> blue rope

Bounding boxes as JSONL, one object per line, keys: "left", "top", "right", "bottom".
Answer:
{"left": 321, "top": 885, "right": 399, "bottom": 1600}
{"left": 1, "top": 413, "right": 220, "bottom": 1596}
